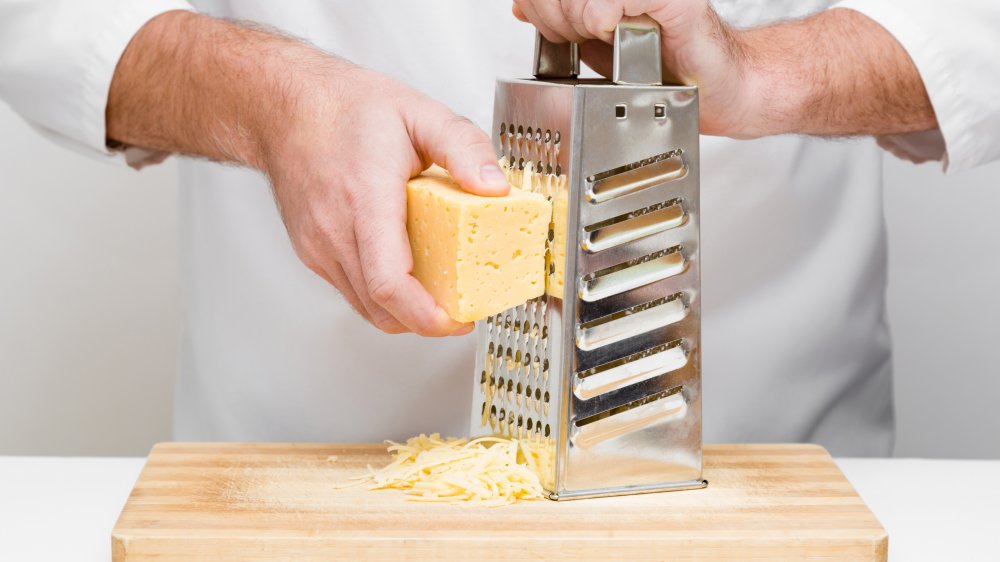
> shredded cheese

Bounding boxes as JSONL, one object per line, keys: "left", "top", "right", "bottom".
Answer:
{"left": 339, "top": 433, "right": 551, "bottom": 506}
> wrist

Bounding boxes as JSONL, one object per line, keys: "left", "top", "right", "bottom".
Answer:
{"left": 255, "top": 58, "right": 378, "bottom": 179}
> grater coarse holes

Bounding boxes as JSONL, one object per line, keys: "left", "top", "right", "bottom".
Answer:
{"left": 470, "top": 18, "right": 706, "bottom": 500}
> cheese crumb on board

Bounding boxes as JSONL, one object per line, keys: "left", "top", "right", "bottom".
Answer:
{"left": 407, "top": 167, "right": 551, "bottom": 323}
{"left": 341, "top": 433, "right": 550, "bottom": 506}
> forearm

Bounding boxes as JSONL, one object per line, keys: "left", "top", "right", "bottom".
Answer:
{"left": 106, "top": 10, "right": 349, "bottom": 170}
{"left": 739, "top": 8, "right": 936, "bottom": 138}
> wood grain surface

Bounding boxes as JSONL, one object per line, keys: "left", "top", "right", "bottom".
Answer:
{"left": 112, "top": 443, "right": 887, "bottom": 561}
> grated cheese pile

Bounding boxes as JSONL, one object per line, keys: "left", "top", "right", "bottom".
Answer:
{"left": 340, "top": 433, "right": 549, "bottom": 506}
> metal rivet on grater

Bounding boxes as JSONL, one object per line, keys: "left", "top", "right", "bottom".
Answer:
{"left": 470, "top": 16, "right": 705, "bottom": 500}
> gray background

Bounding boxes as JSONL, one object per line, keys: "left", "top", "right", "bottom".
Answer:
{"left": 1, "top": 103, "right": 998, "bottom": 459}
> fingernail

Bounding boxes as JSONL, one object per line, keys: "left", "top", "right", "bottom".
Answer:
{"left": 451, "top": 324, "right": 475, "bottom": 336}
{"left": 479, "top": 164, "right": 508, "bottom": 188}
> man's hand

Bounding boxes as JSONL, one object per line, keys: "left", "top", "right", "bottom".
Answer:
{"left": 263, "top": 67, "right": 509, "bottom": 335}
{"left": 108, "top": 11, "right": 510, "bottom": 336}
{"left": 511, "top": 0, "right": 938, "bottom": 138}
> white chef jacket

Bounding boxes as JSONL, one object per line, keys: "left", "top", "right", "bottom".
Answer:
{"left": 2, "top": 0, "right": 998, "bottom": 456}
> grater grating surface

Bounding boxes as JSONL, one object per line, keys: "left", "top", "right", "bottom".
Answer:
{"left": 471, "top": 19, "right": 705, "bottom": 499}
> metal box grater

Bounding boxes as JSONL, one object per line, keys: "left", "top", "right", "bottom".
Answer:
{"left": 470, "top": 19, "right": 706, "bottom": 500}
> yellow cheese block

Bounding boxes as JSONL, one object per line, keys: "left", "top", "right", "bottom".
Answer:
{"left": 505, "top": 160, "right": 569, "bottom": 300}
{"left": 407, "top": 167, "right": 551, "bottom": 323}
{"left": 547, "top": 179, "right": 568, "bottom": 299}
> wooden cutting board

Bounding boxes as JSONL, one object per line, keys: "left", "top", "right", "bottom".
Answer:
{"left": 112, "top": 443, "right": 887, "bottom": 561}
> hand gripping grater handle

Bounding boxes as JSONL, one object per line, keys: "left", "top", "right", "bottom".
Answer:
{"left": 472, "top": 17, "right": 705, "bottom": 500}
{"left": 533, "top": 16, "right": 663, "bottom": 85}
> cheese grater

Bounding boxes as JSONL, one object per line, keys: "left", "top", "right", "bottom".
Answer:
{"left": 470, "top": 18, "right": 706, "bottom": 500}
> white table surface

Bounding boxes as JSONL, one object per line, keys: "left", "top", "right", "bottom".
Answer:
{"left": 0, "top": 455, "right": 998, "bottom": 561}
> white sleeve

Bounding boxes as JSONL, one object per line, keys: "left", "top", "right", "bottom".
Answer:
{"left": 0, "top": 0, "right": 195, "bottom": 168}
{"left": 832, "top": 0, "right": 1000, "bottom": 173}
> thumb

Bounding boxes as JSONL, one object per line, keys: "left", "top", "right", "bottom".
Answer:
{"left": 408, "top": 102, "right": 511, "bottom": 197}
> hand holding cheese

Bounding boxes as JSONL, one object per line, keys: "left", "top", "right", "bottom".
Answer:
{"left": 407, "top": 167, "right": 551, "bottom": 322}
{"left": 100, "top": 12, "right": 515, "bottom": 337}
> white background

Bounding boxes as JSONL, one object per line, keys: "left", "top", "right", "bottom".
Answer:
{"left": 1, "top": 102, "right": 998, "bottom": 459}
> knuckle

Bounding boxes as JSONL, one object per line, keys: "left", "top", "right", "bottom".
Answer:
{"left": 560, "top": 0, "right": 577, "bottom": 20}
{"left": 366, "top": 274, "right": 401, "bottom": 306}
{"left": 443, "top": 114, "right": 480, "bottom": 140}
{"left": 413, "top": 314, "right": 448, "bottom": 337}
{"left": 290, "top": 238, "right": 324, "bottom": 273}
{"left": 581, "top": 0, "right": 608, "bottom": 31}
{"left": 369, "top": 307, "right": 408, "bottom": 334}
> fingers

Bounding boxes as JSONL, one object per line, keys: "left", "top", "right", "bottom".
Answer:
{"left": 314, "top": 261, "right": 368, "bottom": 320}
{"left": 512, "top": 3, "right": 528, "bottom": 21}
{"left": 535, "top": 0, "right": 590, "bottom": 42}
{"left": 407, "top": 101, "right": 510, "bottom": 197}
{"left": 559, "top": 0, "right": 597, "bottom": 41}
{"left": 513, "top": 0, "right": 569, "bottom": 43}
{"left": 350, "top": 176, "right": 473, "bottom": 337}
{"left": 577, "top": 0, "right": 624, "bottom": 43}
{"left": 336, "top": 243, "right": 411, "bottom": 334}
{"left": 295, "top": 225, "right": 409, "bottom": 334}
{"left": 513, "top": 0, "right": 623, "bottom": 44}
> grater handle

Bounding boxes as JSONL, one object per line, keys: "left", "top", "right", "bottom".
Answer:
{"left": 532, "top": 15, "right": 663, "bottom": 86}
{"left": 533, "top": 33, "right": 580, "bottom": 78}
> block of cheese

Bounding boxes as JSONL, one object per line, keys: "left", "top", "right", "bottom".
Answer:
{"left": 544, "top": 174, "right": 569, "bottom": 299}
{"left": 506, "top": 160, "right": 569, "bottom": 300}
{"left": 406, "top": 167, "right": 551, "bottom": 323}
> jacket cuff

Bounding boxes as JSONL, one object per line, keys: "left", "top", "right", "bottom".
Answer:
{"left": 832, "top": 1, "right": 997, "bottom": 173}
